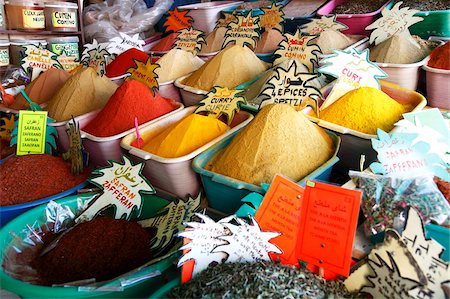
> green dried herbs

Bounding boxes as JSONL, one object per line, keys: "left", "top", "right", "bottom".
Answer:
{"left": 170, "top": 261, "right": 354, "bottom": 298}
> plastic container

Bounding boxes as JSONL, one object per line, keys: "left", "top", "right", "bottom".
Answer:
{"left": 0, "top": 0, "right": 6, "bottom": 30}
{"left": 0, "top": 192, "right": 181, "bottom": 298}
{"left": 5, "top": 0, "right": 45, "bottom": 30}
{"left": 0, "top": 39, "right": 10, "bottom": 66}
{"left": 307, "top": 80, "right": 427, "bottom": 172}
{"left": 425, "top": 224, "right": 450, "bottom": 262}
{"left": 174, "top": 74, "right": 208, "bottom": 106}
{"left": 9, "top": 37, "right": 47, "bottom": 65}
{"left": 80, "top": 102, "right": 184, "bottom": 167}
{"left": 422, "top": 65, "right": 450, "bottom": 110}
{"left": 120, "top": 106, "right": 254, "bottom": 198}
{"left": 316, "top": 0, "right": 394, "bottom": 36}
{"left": 46, "top": 36, "right": 79, "bottom": 59}
{"left": 0, "top": 181, "right": 87, "bottom": 227}
{"left": 408, "top": 10, "right": 450, "bottom": 39}
{"left": 192, "top": 130, "right": 340, "bottom": 214}
{"left": 44, "top": 1, "right": 78, "bottom": 32}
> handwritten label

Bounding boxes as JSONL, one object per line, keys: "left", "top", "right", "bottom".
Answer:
{"left": 297, "top": 181, "right": 361, "bottom": 277}
{"left": 273, "top": 30, "right": 321, "bottom": 71}
{"left": 21, "top": 45, "right": 62, "bottom": 81}
{"left": 215, "top": 12, "right": 237, "bottom": 29}
{"left": 370, "top": 129, "right": 450, "bottom": 181}
{"left": 194, "top": 86, "right": 245, "bottom": 125}
{"left": 255, "top": 175, "right": 304, "bottom": 266}
{"left": 318, "top": 48, "right": 387, "bottom": 109}
{"left": 80, "top": 39, "right": 111, "bottom": 76}
{"left": 52, "top": 11, "right": 76, "bottom": 29}
{"left": 164, "top": 8, "right": 193, "bottom": 32}
{"left": 223, "top": 12, "right": 260, "bottom": 49}
{"left": 174, "top": 27, "right": 205, "bottom": 55}
{"left": 0, "top": 114, "right": 15, "bottom": 141}
{"left": 76, "top": 156, "right": 155, "bottom": 222}
{"left": 56, "top": 51, "right": 79, "bottom": 72}
{"left": 300, "top": 15, "right": 348, "bottom": 35}
{"left": 16, "top": 110, "right": 47, "bottom": 155}
{"left": 259, "top": 3, "right": 284, "bottom": 31}
{"left": 258, "top": 59, "right": 321, "bottom": 114}
{"left": 108, "top": 33, "right": 145, "bottom": 56}
{"left": 126, "top": 57, "right": 159, "bottom": 94}
{"left": 22, "top": 9, "right": 45, "bottom": 29}
{"left": 366, "top": 1, "right": 423, "bottom": 45}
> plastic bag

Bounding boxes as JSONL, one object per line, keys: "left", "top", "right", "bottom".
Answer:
{"left": 83, "top": 0, "right": 173, "bottom": 43}
{"left": 349, "top": 171, "right": 450, "bottom": 237}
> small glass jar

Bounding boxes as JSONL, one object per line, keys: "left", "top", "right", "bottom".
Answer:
{"left": 0, "top": 39, "right": 10, "bottom": 66}
{"left": 10, "top": 37, "right": 47, "bottom": 65}
{"left": 44, "top": 1, "right": 78, "bottom": 32}
{"left": 5, "top": 0, "right": 45, "bottom": 31}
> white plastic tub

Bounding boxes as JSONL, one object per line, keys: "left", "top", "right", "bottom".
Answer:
{"left": 422, "top": 65, "right": 450, "bottom": 110}
{"left": 174, "top": 74, "right": 208, "bottom": 106}
{"left": 120, "top": 106, "right": 254, "bottom": 198}
{"left": 80, "top": 102, "right": 183, "bottom": 167}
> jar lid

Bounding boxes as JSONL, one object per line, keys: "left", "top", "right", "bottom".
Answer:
{"left": 0, "top": 40, "right": 10, "bottom": 46}
{"left": 6, "top": 0, "right": 44, "bottom": 7}
{"left": 44, "top": 1, "right": 77, "bottom": 8}
{"left": 47, "top": 36, "right": 79, "bottom": 43}
{"left": 10, "top": 39, "right": 47, "bottom": 45}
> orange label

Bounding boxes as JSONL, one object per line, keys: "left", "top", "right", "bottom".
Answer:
{"left": 255, "top": 175, "right": 304, "bottom": 266}
{"left": 164, "top": 8, "right": 193, "bottom": 32}
{"left": 126, "top": 57, "right": 159, "bottom": 94}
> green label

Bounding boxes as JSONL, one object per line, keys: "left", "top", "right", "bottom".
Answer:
{"left": 16, "top": 111, "right": 47, "bottom": 155}
{"left": 52, "top": 11, "right": 77, "bottom": 29}
{"left": 0, "top": 48, "right": 9, "bottom": 66}
{"left": 51, "top": 42, "right": 79, "bottom": 59}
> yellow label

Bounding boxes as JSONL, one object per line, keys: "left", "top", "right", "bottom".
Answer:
{"left": 16, "top": 111, "right": 47, "bottom": 155}
{"left": 22, "top": 9, "right": 45, "bottom": 29}
{"left": 0, "top": 48, "right": 9, "bottom": 66}
{"left": 52, "top": 11, "right": 77, "bottom": 29}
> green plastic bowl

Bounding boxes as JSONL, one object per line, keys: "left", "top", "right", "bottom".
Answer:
{"left": 410, "top": 10, "right": 450, "bottom": 39}
{"left": 0, "top": 193, "right": 180, "bottom": 299}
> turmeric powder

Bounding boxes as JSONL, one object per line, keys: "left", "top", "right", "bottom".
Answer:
{"left": 320, "top": 87, "right": 413, "bottom": 135}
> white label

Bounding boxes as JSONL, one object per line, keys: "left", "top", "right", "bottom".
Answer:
{"left": 52, "top": 11, "right": 77, "bottom": 29}
{"left": 22, "top": 9, "right": 45, "bottom": 29}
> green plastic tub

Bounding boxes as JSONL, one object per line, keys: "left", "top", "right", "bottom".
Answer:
{"left": 409, "top": 10, "right": 450, "bottom": 39}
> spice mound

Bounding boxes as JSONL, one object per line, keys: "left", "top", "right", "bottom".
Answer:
{"left": 11, "top": 69, "right": 71, "bottom": 110}
{"left": 314, "top": 29, "right": 356, "bottom": 54}
{"left": 0, "top": 154, "right": 90, "bottom": 206}
{"left": 46, "top": 67, "right": 118, "bottom": 122}
{"left": 35, "top": 217, "right": 152, "bottom": 285}
{"left": 83, "top": 80, "right": 178, "bottom": 137}
{"left": 369, "top": 33, "right": 438, "bottom": 64}
{"left": 208, "top": 104, "right": 334, "bottom": 186}
{"left": 319, "top": 87, "right": 413, "bottom": 135}
{"left": 200, "top": 27, "right": 227, "bottom": 53}
{"left": 428, "top": 41, "right": 450, "bottom": 70}
{"left": 105, "top": 48, "right": 149, "bottom": 78}
{"left": 183, "top": 45, "right": 268, "bottom": 91}
{"left": 155, "top": 49, "right": 204, "bottom": 83}
{"left": 150, "top": 32, "right": 178, "bottom": 52}
{"left": 255, "top": 29, "right": 285, "bottom": 54}
{"left": 142, "top": 113, "right": 229, "bottom": 158}
{"left": 169, "top": 261, "right": 352, "bottom": 298}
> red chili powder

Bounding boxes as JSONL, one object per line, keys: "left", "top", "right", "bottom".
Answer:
{"left": 35, "top": 217, "right": 152, "bottom": 285}
{"left": 150, "top": 32, "right": 178, "bottom": 52}
{"left": 82, "top": 80, "right": 178, "bottom": 137}
{"left": 0, "top": 154, "right": 90, "bottom": 206}
{"left": 428, "top": 41, "right": 450, "bottom": 70}
{"left": 105, "top": 48, "right": 149, "bottom": 78}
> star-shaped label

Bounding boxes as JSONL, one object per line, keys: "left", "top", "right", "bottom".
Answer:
{"left": 273, "top": 29, "right": 321, "bottom": 72}
{"left": 80, "top": 39, "right": 111, "bottom": 76}
{"left": 21, "top": 45, "right": 63, "bottom": 81}
{"left": 258, "top": 60, "right": 322, "bottom": 114}
{"left": 318, "top": 48, "right": 387, "bottom": 109}
{"left": 76, "top": 156, "right": 155, "bottom": 222}
{"left": 215, "top": 12, "right": 237, "bottom": 29}
{"left": 164, "top": 8, "right": 193, "bottom": 33}
{"left": 108, "top": 32, "right": 145, "bottom": 56}
{"left": 126, "top": 57, "right": 159, "bottom": 95}
{"left": 300, "top": 15, "right": 348, "bottom": 35}
{"left": 56, "top": 49, "right": 80, "bottom": 71}
{"left": 222, "top": 12, "right": 260, "bottom": 49}
{"left": 174, "top": 27, "right": 205, "bottom": 55}
{"left": 194, "top": 86, "right": 246, "bottom": 125}
{"left": 366, "top": 1, "right": 423, "bottom": 45}
{"left": 0, "top": 114, "right": 15, "bottom": 141}
{"left": 259, "top": 3, "right": 284, "bottom": 32}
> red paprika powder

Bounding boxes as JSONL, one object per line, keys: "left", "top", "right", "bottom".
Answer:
{"left": 82, "top": 80, "right": 178, "bottom": 137}
{"left": 105, "top": 48, "right": 149, "bottom": 78}
{"left": 150, "top": 32, "right": 178, "bottom": 52}
{"left": 428, "top": 41, "right": 450, "bottom": 70}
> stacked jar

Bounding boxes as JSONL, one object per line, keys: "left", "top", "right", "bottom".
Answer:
{"left": 0, "top": 36, "right": 9, "bottom": 66}
{"left": 44, "top": 2, "right": 78, "bottom": 32}
{"left": 5, "top": 0, "right": 45, "bottom": 31}
{"left": 9, "top": 35, "right": 47, "bottom": 65}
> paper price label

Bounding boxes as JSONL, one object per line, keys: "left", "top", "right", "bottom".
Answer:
{"left": 174, "top": 27, "right": 205, "bottom": 55}
{"left": 80, "top": 39, "right": 111, "bottom": 76}
{"left": 126, "top": 57, "right": 159, "bottom": 94}
{"left": 259, "top": 3, "right": 284, "bottom": 31}
{"left": 52, "top": 11, "right": 77, "bottom": 29}
{"left": 21, "top": 45, "right": 63, "bottom": 81}
{"left": 223, "top": 12, "right": 260, "bottom": 49}
{"left": 22, "top": 9, "right": 45, "bottom": 29}
{"left": 300, "top": 15, "right": 348, "bottom": 35}
{"left": 108, "top": 33, "right": 145, "bottom": 56}
{"left": 164, "top": 8, "right": 193, "bottom": 32}
{"left": 215, "top": 12, "right": 237, "bottom": 29}
{"left": 16, "top": 110, "right": 47, "bottom": 155}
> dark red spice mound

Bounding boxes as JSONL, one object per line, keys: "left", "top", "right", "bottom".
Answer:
{"left": 435, "top": 177, "right": 450, "bottom": 203}
{"left": 0, "top": 154, "right": 90, "bottom": 206}
{"left": 105, "top": 48, "right": 149, "bottom": 78}
{"left": 35, "top": 217, "right": 152, "bottom": 285}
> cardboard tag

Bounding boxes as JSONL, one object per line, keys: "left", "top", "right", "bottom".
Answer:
{"left": 318, "top": 48, "right": 387, "bottom": 109}
{"left": 164, "top": 8, "right": 193, "bottom": 32}
{"left": 370, "top": 129, "right": 450, "bottom": 181}
{"left": 194, "top": 86, "right": 245, "bottom": 125}
{"left": 366, "top": 1, "right": 423, "bottom": 45}
{"left": 15, "top": 110, "right": 47, "bottom": 155}
{"left": 255, "top": 175, "right": 304, "bottom": 266}
{"left": 80, "top": 39, "right": 111, "bottom": 76}
{"left": 273, "top": 30, "right": 321, "bottom": 72}
{"left": 0, "top": 114, "right": 15, "bottom": 141}
{"left": 223, "top": 12, "right": 260, "bottom": 49}
{"left": 174, "top": 27, "right": 205, "bottom": 56}
{"left": 259, "top": 3, "right": 284, "bottom": 32}
{"left": 21, "top": 45, "right": 63, "bottom": 81}
{"left": 178, "top": 214, "right": 281, "bottom": 282}
{"left": 126, "top": 57, "right": 159, "bottom": 95}
{"left": 258, "top": 59, "right": 321, "bottom": 114}
{"left": 215, "top": 11, "right": 237, "bottom": 29}
{"left": 76, "top": 156, "right": 155, "bottom": 222}
{"left": 62, "top": 117, "right": 84, "bottom": 176}
{"left": 297, "top": 181, "right": 361, "bottom": 277}
{"left": 56, "top": 49, "right": 79, "bottom": 72}
{"left": 300, "top": 15, "right": 348, "bottom": 35}
{"left": 139, "top": 194, "right": 201, "bottom": 253}
{"left": 108, "top": 32, "right": 145, "bottom": 56}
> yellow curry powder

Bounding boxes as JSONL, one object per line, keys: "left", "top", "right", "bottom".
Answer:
{"left": 142, "top": 114, "right": 229, "bottom": 158}
{"left": 320, "top": 87, "right": 413, "bottom": 135}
